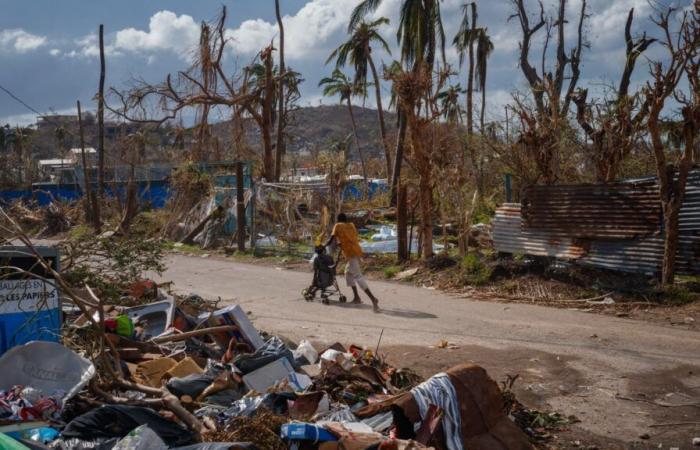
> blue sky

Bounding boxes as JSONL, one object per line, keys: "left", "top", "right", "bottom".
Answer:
{"left": 0, "top": 0, "right": 690, "bottom": 126}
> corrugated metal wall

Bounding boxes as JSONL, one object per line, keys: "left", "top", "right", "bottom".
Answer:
{"left": 522, "top": 180, "right": 660, "bottom": 239}
{"left": 494, "top": 171, "right": 700, "bottom": 276}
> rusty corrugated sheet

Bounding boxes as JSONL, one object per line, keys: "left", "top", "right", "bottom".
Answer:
{"left": 494, "top": 171, "right": 700, "bottom": 276}
{"left": 493, "top": 204, "right": 586, "bottom": 259}
{"left": 522, "top": 180, "right": 660, "bottom": 239}
{"left": 580, "top": 172, "right": 700, "bottom": 275}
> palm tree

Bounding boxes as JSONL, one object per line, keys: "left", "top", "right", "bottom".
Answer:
{"left": 454, "top": 2, "right": 477, "bottom": 135}
{"left": 437, "top": 84, "right": 466, "bottom": 124}
{"left": 475, "top": 29, "right": 494, "bottom": 131}
{"left": 54, "top": 126, "right": 68, "bottom": 155}
{"left": 327, "top": 17, "right": 392, "bottom": 180}
{"left": 319, "top": 69, "right": 369, "bottom": 194}
{"left": 350, "top": 0, "right": 447, "bottom": 204}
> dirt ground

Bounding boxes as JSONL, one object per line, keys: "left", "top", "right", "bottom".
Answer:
{"left": 201, "top": 248, "right": 700, "bottom": 332}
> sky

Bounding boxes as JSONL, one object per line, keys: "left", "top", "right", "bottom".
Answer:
{"left": 0, "top": 0, "right": 691, "bottom": 127}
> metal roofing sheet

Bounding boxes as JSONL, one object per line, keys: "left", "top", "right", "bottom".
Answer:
{"left": 493, "top": 171, "right": 700, "bottom": 276}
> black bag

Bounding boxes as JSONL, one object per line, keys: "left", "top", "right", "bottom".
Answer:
{"left": 233, "top": 337, "right": 296, "bottom": 374}
{"left": 60, "top": 405, "right": 193, "bottom": 447}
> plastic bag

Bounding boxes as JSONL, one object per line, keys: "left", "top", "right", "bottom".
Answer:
{"left": 293, "top": 340, "right": 318, "bottom": 365}
{"left": 166, "top": 374, "right": 215, "bottom": 399}
{"left": 112, "top": 425, "right": 167, "bottom": 450}
{"left": 233, "top": 337, "right": 295, "bottom": 374}
{"left": 60, "top": 405, "right": 192, "bottom": 447}
{"left": 0, "top": 341, "right": 95, "bottom": 409}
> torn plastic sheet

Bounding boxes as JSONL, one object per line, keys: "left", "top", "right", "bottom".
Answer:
{"left": 0, "top": 341, "right": 95, "bottom": 408}
{"left": 361, "top": 239, "right": 443, "bottom": 254}
{"left": 361, "top": 411, "right": 394, "bottom": 432}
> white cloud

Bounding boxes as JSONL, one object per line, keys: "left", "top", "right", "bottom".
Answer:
{"left": 49, "top": 48, "right": 61, "bottom": 56}
{"left": 67, "top": 33, "right": 121, "bottom": 58}
{"left": 228, "top": 0, "right": 359, "bottom": 59}
{"left": 0, "top": 29, "right": 47, "bottom": 53}
{"left": 114, "top": 10, "right": 200, "bottom": 57}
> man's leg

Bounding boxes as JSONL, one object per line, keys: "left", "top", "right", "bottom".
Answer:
{"left": 345, "top": 260, "right": 361, "bottom": 303}
{"left": 352, "top": 258, "right": 380, "bottom": 312}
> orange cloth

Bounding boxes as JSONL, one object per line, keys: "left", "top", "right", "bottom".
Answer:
{"left": 332, "top": 222, "right": 363, "bottom": 258}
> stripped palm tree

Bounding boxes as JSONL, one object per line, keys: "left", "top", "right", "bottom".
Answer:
{"left": 319, "top": 69, "right": 370, "bottom": 195}
{"left": 454, "top": 5, "right": 493, "bottom": 131}
{"left": 475, "top": 29, "right": 494, "bottom": 131}
{"left": 350, "top": 0, "right": 447, "bottom": 203}
{"left": 437, "top": 84, "right": 466, "bottom": 124}
{"left": 327, "top": 17, "right": 393, "bottom": 179}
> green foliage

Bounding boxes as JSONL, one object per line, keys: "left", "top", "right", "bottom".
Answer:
{"left": 60, "top": 230, "right": 166, "bottom": 304}
{"left": 512, "top": 251, "right": 525, "bottom": 262}
{"left": 383, "top": 265, "right": 402, "bottom": 279}
{"left": 460, "top": 253, "right": 492, "bottom": 286}
{"left": 170, "top": 162, "right": 212, "bottom": 197}
{"left": 660, "top": 284, "right": 697, "bottom": 305}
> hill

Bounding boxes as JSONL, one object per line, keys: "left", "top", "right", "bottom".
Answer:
{"left": 212, "top": 104, "right": 396, "bottom": 160}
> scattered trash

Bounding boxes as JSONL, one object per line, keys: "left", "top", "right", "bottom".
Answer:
{"left": 0, "top": 341, "right": 95, "bottom": 410}
{"left": 60, "top": 405, "right": 193, "bottom": 447}
{"left": 113, "top": 425, "right": 168, "bottom": 450}
{"left": 394, "top": 268, "right": 419, "bottom": 281}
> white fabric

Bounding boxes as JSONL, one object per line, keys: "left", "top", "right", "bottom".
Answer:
{"left": 344, "top": 257, "right": 368, "bottom": 290}
{"left": 410, "top": 372, "right": 463, "bottom": 450}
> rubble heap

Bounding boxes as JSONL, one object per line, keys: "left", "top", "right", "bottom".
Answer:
{"left": 0, "top": 283, "right": 537, "bottom": 450}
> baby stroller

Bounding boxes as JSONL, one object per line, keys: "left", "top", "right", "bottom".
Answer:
{"left": 302, "top": 246, "right": 347, "bottom": 304}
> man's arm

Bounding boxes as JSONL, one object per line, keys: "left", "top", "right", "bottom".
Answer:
{"left": 324, "top": 224, "right": 338, "bottom": 248}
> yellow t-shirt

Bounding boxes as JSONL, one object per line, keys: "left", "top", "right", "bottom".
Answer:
{"left": 332, "top": 222, "right": 363, "bottom": 258}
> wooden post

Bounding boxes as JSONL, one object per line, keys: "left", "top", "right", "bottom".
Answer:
{"left": 236, "top": 161, "right": 246, "bottom": 252}
{"left": 397, "top": 183, "right": 408, "bottom": 261}
{"left": 97, "top": 24, "right": 106, "bottom": 197}
{"left": 249, "top": 174, "right": 256, "bottom": 252}
{"left": 274, "top": 0, "right": 286, "bottom": 181}
{"left": 77, "top": 100, "right": 100, "bottom": 232}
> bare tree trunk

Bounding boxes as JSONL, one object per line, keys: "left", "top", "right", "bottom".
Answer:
{"left": 368, "top": 52, "right": 391, "bottom": 180}
{"left": 418, "top": 171, "right": 433, "bottom": 259}
{"left": 236, "top": 161, "right": 246, "bottom": 251}
{"left": 466, "top": 3, "right": 483, "bottom": 204}
{"left": 480, "top": 75, "right": 487, "bottom": 132}
{"left": 98, "top": 24, "right": 106, "bottom": 197}
{"left": 274, "top": 0, "right": 286, "bottom": 182}
{"left": 347, "top": 98, "right": 369, "bottom": 198}
{"left": 119, "top": 148, "right": 137, "bottom": 235}
{"left": 661, "top": 200, "right": 681, "bottom": 285}
{"left": 390, "top": 109, "right": 407, "bottom": 206}
{"left": 262, "top": 49, "right": 275, "bottom": 181}
{"left": 466, "top": 3, "right": 476, "bottom": 138}
{"left": 77, "top": 100, "right": 100, "bottom": 232}
{"left": 397, "top": 182, "right": 408, "bottom": 261}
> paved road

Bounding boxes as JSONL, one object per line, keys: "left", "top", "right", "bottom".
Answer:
{"left": 158, "top": 254, "right": 700, "bottom": 443}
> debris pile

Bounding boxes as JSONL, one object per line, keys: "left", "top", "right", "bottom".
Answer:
{"left": 0, "top": 282, "right": 536, "bottom": 449}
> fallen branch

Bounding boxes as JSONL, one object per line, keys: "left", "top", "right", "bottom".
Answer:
{"left": 649, "top": 421, "right": 700, "bottom": 427}
{"left": 150, "top": 325, "right": 238, "bottom": 344}
{"left": 616, "top": 394, "right": 700, "bottom": 408}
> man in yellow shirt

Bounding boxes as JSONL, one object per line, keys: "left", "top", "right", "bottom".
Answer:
{"left": 325, "top": 213, "right": 380, "bottom": 312}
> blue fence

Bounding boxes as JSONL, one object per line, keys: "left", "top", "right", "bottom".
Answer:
{"left": 0, "top": 171, "right": 251, "bottom": 210}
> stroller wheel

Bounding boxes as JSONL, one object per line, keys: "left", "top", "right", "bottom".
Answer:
{"left": 302, "top": 288, "right": 313, "bottom": 301}
{"left": 339, "top": 295, "right": 347, "bottom": 303}
{"left": 322, "top": 297, "right": 330, "bottom": 305}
